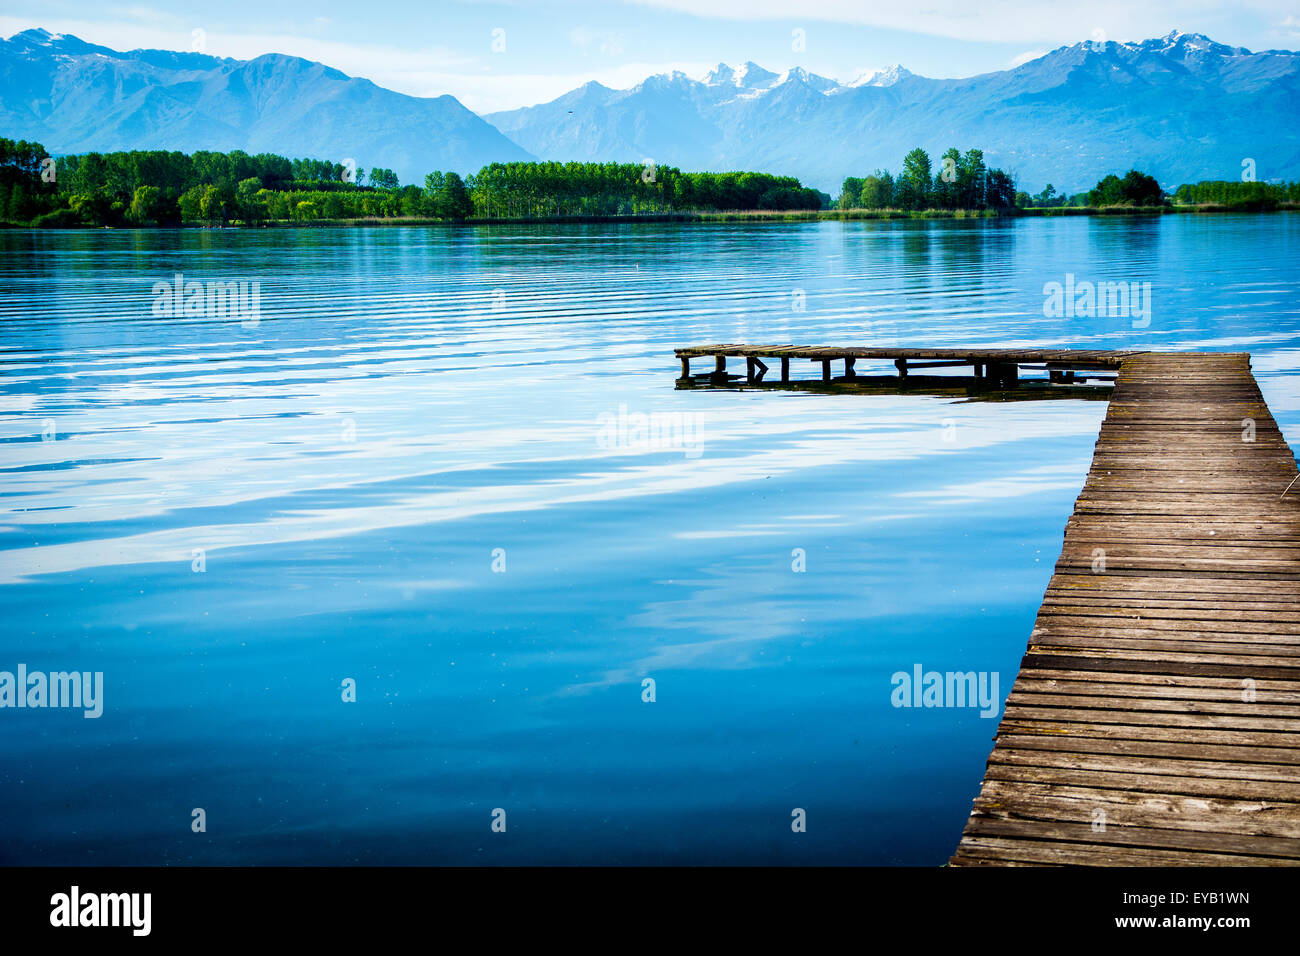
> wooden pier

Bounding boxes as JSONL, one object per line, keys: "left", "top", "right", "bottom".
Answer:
{"left": 674, "top": 344, "right": 1138, "bottom": 388}
{"left": 676, "top": 345, "right": 1300, "bottom": 865}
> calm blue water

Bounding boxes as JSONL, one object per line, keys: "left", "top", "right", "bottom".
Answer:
{"left": 1, "top": 216, "right": 1297, "bottom": 865}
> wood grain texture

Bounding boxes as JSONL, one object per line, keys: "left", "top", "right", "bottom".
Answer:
{"left": 673, "top": 346, "right": 1300, "bottom": 864}
{"left": 673, "top": 344, "right": 1137, "bottom": 367}
{"left": 950, "top": 352, "right": 1300, "bottom": 866}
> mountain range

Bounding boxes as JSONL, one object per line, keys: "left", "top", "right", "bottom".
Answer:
{"left": 2, "top": 28, "right": 1298, "bottom": 193}
{"left": 489, "top": 32, "right": 1300, "bottom": 193}
{"left": 0, "top": 28, "right": 532, "bottom": 185}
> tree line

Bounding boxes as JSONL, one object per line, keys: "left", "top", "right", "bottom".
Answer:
{"left": 838, "top": 147, "right": 1017, "bottom": 211}
{"left": 4, "top": 137, "right": 1297, "bottom": 225}
{"left": 1013, "top": 169, "right": 1164, "bottom": 208}
{"left": 1172, "top": 179, "right": 1300, "bottom": 208}
{"left": 470, "top": 161, "right": 826, "bottom": 217}
{"left": 1020, "top": 172, "right": 1299, "bottom": 209}
{"left": 0, "top": 138, "right": 828, "bottom": 226}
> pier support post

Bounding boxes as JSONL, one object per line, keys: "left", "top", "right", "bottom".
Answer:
{"left": 781, "top": 357, "right": 790, "bottom": 383}
{"left": 711, "top": 354, "right": 727, "bottom": 385}
{"left": 895, "top": 358, "right": 908, "bottom": 378}
{"left": 679, "top": 357, "right": 690, "bottom": 380}
{"left": 845, "top": 358, "right": 856, "bottom": 379}
{"left": 821, "top": 359, "right": 832, "bottom": 382}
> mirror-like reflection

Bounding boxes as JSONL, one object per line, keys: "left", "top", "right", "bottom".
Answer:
{"left": 0, "top": 215, "right": 1297, "bottom": 864}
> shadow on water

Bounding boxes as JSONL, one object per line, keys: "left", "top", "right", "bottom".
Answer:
{"left": 677, "top": 372, "right": 1114, "bottom": 403}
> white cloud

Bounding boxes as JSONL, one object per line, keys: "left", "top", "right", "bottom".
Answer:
{"left": 623, "top": 0, "right": 1291, "bottom": 45}
{"left": 1008, "top": 49, "right": 1048, "bottom": 68}
{"left": 104, "top": 6, "right": 176, "bottom": 25}
{"left": 9, "top": 2, "right": 1293, "bottom": 114}
{"left": 421, "top": 61, "right": 713, "bottom": 113}
{"left": 1, "top": 14, "right": 709, "bottom": 111}
{"left": 1, "top": 16, "right": 469, "bottom": 65}
{"left": 569, "top": 26, "right": 627, "bottom": 56}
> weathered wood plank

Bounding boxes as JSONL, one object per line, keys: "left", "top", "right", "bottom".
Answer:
{"left": 675, "top": 346, "right": 1300, "bottom": 864}
{"left": 952, "top": 835, "right": 1285, "bottom": 865}
{"left": 972, "top": 779, "right": 1300, "bottom": 839}
{"left": 962, "top": 817, "right": 1300, "bottom": 859}
{"left": 952, "top": 350, "right": 1300, "bottom": 866}
{"left": 999, "top": 716, "right": 1300, "bottom": 747}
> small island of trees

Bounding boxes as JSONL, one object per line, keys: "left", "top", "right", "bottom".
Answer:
{"left": 836, "top": 147, "right": 1298, "bottom": 214}
{"left": 837, "top": 146, "right": 1018, "bottom": 212}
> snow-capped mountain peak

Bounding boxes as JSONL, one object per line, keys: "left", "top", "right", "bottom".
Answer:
{"left": 847, "top": 64, "right": 914, "bottom": 88}
{"left": 733, "top": 61, "right": 779, "bottom": 88}
{"left": 0, "top": 27, "right": 533, "bottom": 184}
{"left": 703, "top": 62, "right": 735, "bottom": 86}
{"left": 487, "top": 31, "right": 1299, "bottom": 195}
{"left": 1122, "top": 30, "right": 1249, "bottom": 57}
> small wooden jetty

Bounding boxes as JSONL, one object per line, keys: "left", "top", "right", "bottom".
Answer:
{"left": 676, "top": 345, "right": 1300, "bottom": 865}
{"left": 674, "top": 344, "right": 1139, "bottom": 388}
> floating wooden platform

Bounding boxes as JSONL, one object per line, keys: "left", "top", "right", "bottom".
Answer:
{"left": 676, "top": 345, "right": 1300, "bottom": 865}
{"left": 674, "top": 344, "right": 1137, "bottom": 388}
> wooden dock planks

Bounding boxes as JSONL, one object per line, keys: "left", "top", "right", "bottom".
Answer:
{"left": 674, "top": 344, "right": 1137, "bottom": 368}
{"left": 672, "top": 343, "right": 1300, "bottom": 863}
{"left": 950, "top": 351, "right": 1300, "bottom": 866}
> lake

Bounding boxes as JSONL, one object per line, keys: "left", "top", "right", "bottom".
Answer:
{"left": 0, "top": 215, "right": 1297, "bottom": 864}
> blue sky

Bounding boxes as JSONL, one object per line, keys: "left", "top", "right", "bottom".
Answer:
{"left": 4, "top": 1, "right": 1299, "bottom": 112}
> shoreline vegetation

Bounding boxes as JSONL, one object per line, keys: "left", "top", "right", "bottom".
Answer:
{"left": 1, "top": 136, "right": 1297, "bottom": 229}
{"left": 129, "top": 203, "right": 1298, "bottom": 228}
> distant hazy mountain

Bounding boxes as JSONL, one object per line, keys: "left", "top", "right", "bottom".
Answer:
{"left": 6, "top": 28, "right": 1297, "bottom": 195}
{"left": 487, "top": 32, "right": 1300, "bottom": 193}
{"left": 0, "top": 28, "right": 533, "bottom": 185}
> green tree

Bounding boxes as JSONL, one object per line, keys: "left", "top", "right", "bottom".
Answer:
{"left": 860, "top": 170, "right": 894, "bottom": 208}
{"left": 68, "top": 191, "right": 119, "bottom": 225}
{"left": 423, "top": 171, "right": 446, "bottom": 216}
{"left": 177, "top": 184, "right": 205, "bottom": 222}
{"left": 0, "top": 137, "right": 58, "bottom": 221}
{"left": 957, "top": 148, "right": 987, "bottom": 209}
{"left": 235, "top": 177, "right": 266, "bottom": 222}
{"left": 425, "top": 170, "right": 472, "bottom": 219}
{"left": 1172, "top": 179, "right": 1294, "bottom": 208}
{"left": 933, "top": 148, "right": 961, "bottom": 209}
{"left": 198, "top": 183, "right": 227, "bottom": 223}
{"left": 1118, "top": 169, "right": 1163, "bottom": 206}
{"left": 321, "top": 193, "right": 345, "bottom": 219}
{"left": 896, "top": 147, "right": 932, "bottom": 210}
{"left": 1089, "top": 169, "right": 1163, "bottom": 207}
{"left": 985, "top": 169, "right": 1017, "bottom": 209}
{"left": 127, "top": 185, "right": 166, "bottom": 225}
{"left": 439, "top": 172, "right": 472, "bottom": 219}
{"left": 838, "top": 176, "right": 864, "bottom": 209}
